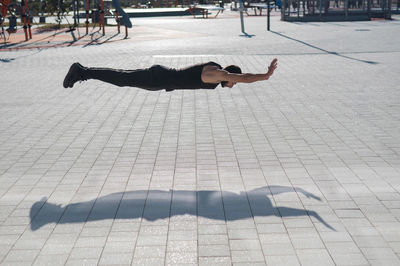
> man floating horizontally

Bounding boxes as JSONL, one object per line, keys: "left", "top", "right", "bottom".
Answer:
{"left": 63, "top": 58, "right": 278, "bottom": 91}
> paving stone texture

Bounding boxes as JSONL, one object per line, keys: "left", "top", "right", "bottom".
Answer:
{"left": 1, "top": 9, "right": 400, "bottom": 266}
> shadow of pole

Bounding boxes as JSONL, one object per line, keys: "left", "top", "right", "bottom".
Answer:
{"left": 0, "top": 49, "right": 42, "bottom": 62}
{"left": 0, "top": 58, "right": 15, "bottom": 63}
{"left": 30, "top": 185, "right": 335, "bottom": 231}
{"left": 94, "top": 32, "right": 123, "bottom": 46}
{"left": 271, "top": 31, "right": 378, "bottom": 65}
{"left": 0, "top": 28, "right": 70, "bottom": 50}
{"left": 240, "top": 32, "right": 256, "bottom": 38}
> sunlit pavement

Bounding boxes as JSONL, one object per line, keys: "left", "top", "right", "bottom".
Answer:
{"left": 1, "top": 10, "right": 400, "bottom": 265}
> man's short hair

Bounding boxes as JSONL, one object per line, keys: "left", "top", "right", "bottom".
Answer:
{"left": 221, "top": 65, "right": 242, "bottom": 87}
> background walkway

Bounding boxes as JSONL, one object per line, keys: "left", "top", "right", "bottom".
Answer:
{"left": 1, "top": 12, "right": 400, "bottom": 265}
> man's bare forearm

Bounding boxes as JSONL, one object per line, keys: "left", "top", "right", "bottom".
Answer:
{"left": 242, "top": 73, "right": 269, "bottom": 83}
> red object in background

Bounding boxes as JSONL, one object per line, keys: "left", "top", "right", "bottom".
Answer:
{"left": 100, "top": 0, "right": 104, "bottom": 35}
{"left": 20, "top": 0, "right": 32, "bottom": 40}
{"left": 85, "top": 0, "right": 89, "bottom": 34}
{"left": 1, "top": 0, "right": 10, "bottom": 18}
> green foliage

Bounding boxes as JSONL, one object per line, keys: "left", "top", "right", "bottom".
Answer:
{"left": 45, "top": 0, "right": 59, "bottom": 15}
{"left": 43, "top": 0, "right": 71, "bottom": 15}
{"left": 29, "top": 0, "right": 41, "bottom": 15}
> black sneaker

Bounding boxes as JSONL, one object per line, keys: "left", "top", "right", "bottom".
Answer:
{"left": 63, "top": 62, "right": 86, "bottom": 88}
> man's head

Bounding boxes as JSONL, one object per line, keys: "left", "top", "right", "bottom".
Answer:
{"left": 221, "top": 65, "right": 242, "bottom": 88}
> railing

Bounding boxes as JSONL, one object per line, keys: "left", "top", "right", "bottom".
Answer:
{"left": 280, "top": 0, "right": 394, "bottom": 20}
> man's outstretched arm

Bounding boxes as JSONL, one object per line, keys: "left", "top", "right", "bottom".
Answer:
{"left": 214, "top": 58, "right": 278, "bottom": 84}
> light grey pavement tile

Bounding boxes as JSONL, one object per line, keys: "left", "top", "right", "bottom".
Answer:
{"left": 335, "top": 209, "right": 365, "bottom": 218}
{"left": 168, "top": 221, "right": 197, "bottom": 231}
{"left": 346, "top": 226, "right": 381, "bottom": 237}
{"left": 283, "top": 218, "right": 314, "bottom": 228}
{"left": 0, "top": 226, "right": 26, "bottom": 235}
{"left": 230, "top": 239, "right": 262, "bottom": 250}
{"left": 80, "top": 226, "right": 111, "bottom": 237}
{"left": 228, "top": 228, "right": 259, "bottom": 239}
{"left": 0, "top": 245, "right": 12, "bottom": 260}
{"left": 2, "top": 216, "right": 31, "bottom": 226}
{"left": 33, "top": 254, "right": 69, "bottom": 266}
{"left": 262, "top": 242, "right": 295, "bottom": 256}
{"left": 296, "top": 249, "right": 335, "bottom": 266}
{"left": 375, "top": 225, "right": 400, "bottom": 242}
{"left": 2, "top": 260, "right": 39, "bottom": 266}
{"left": 84, "top": 220, "right": 114, "bottom": 228}
{"left": 388, "top": 242, "right": 400, "bottom": 254}
{"left": 360, "top": 247, "right": 399, "bottom": 260}
{"left": 98, "top": 253, "right": 133, "bottom": 265}
{"left": 253, "top": 216, "right": 283, "bottom": 224}
{"left": 325, "top": 241, "right": 362, "bottom": 254}
{"left": 13, "top": 238, "right": 47, "bottom": 250}
{"left": 259, "top": 233, "right": 291, "bottom": 244}
{"left": 198, "top": 224, "right": 226, "bottom": 235}
{"left": 42, "top": 232, "right": 77, "bottom": 244}
{"left": 52, "top": 224, "right": 84, "bottom": 234}
{"left": 256, "top": 223, "right": 287, "bottom": 234}
{"left": 287, "top": 227, "right": 320, "bottom": 239}
{"left": 198, "top": 234, "right": 229, "bottom": 245}
{"left": 102, "top": 241, "right": 135, "bottom": 253}
{"left": 165, "top": 252, "right": 197, "bottom": 264}
{"left": 340, "top": 218, "right": 373, "bottom": 228}
{"left": 232, "top": 263, "right": 266, "bottom": 266}
{"left": 107, "top": 231, "right": 138, "bottom": 242}
{"left": 264, "top": 255, "right": 300, "bottom": 266}
{"left": 69, "top": 247, "right": 103, "bottom": 260}
{"left": 167, "top": 240, "right": 197, "bottom": 253}
{"left": 133, "top": 245, "right": 166, "bottom": 258}
{"left": 40, "top": 242, "right": 74, "bottom": 255}
{"left": 136, "top": 235, "right": 167, "bottom": 246}
{"left": 139, "top": 225, "right": 168, "bottom": 235}
{"left": 369, "top": 259, "right": 400, "bottom": 266}
{"left": 314, "top": 222, "right": 347, "bottom": 232}
{"left": 74, "top": 236, "right": 108, "bottom": 248}
{"left": 110, "top": 221, "right": 140, "bottom": 232}
{"left": 199, "top": 256, "right": 232, "bottom": 266}
{"left": 291, "top": 237, "right": 326, "bottom": 249}
{"left": 227, "top": 220, "right": 256, "bottom": 229}
{"left": 131, "top": 257, "right": 165, "bottom": 266}
{"left": 167, "top": 230, "right": 197, "bottom": 241}
{"left": 330, "top": 253, "right": 369, "bottom": 266}
{"left": 231, "top": 250, "right": 265, "bottom": 263}
{"left": 319, "top": 231, "right": 354, "bottom": 242}
{"left": 0, "top": 235, "right": 20, "bottom": 246}
{"left": 2, "top": 249, "right": 40, "bottom": 262}
{"left": 199, "top": 245, "right": 231, "bottom": 257}
{"left": 65, "top": 259, "right": 99, "bottom": 266}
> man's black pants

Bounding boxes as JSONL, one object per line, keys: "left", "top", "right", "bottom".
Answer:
{"left": 84, "top": 64, "right": 174, "bottom": 91}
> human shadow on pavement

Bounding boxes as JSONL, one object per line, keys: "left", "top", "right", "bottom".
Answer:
{"left": 271, "top": 31, "right": 378, "bottom": 65}
{"left": 30, "top": 185, "right": 334, "bottom": 231}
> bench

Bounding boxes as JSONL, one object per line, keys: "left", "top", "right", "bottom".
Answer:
{"left": 247, "top": 2, "right": 275, "bottom": 15}
{"left": 188, "top": 5, "right": 225, "bottom": 18}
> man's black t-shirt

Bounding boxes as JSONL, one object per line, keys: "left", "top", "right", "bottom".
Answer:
{"left": 149, "top": 61, "right": 222, "bottom": 91}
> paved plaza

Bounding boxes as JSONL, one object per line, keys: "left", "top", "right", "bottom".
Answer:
{"left": 1, "top": 11, "right": 400, "bottom": 265}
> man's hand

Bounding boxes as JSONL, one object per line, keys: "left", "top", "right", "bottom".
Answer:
{"left": 266, "top": 58, "right": 278, "bottom": 80}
